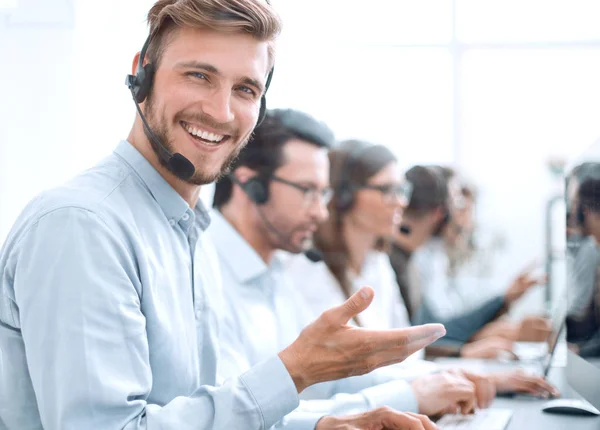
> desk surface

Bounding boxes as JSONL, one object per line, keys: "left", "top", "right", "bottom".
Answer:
{"left": 491, "top": 365, "right": 600, "bottom": 430}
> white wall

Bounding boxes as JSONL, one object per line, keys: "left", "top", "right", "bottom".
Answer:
{"left": 1, "top": 0, "right": 76, "bottom": 241}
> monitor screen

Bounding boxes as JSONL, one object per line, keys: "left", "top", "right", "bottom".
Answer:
{"left": 565, "top": 144, "right": 600, "bottom": 409}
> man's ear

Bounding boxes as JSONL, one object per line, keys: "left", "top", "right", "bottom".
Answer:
{"left": 431, "top": 205, "right": 445, "bottom": 222}
{"left": 131, "top": 51, "right": 142, "bottom": 75}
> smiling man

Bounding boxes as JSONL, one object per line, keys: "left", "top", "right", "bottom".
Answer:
{"left": 0, "top": 1, "right": 445, "bottom": 430}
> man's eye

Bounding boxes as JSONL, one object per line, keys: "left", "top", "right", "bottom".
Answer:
{"left": 187, "top": 72, "right": 207, "bottom": 80}
{"left": 237, "top": 86, "right": 257, "bottom": 96}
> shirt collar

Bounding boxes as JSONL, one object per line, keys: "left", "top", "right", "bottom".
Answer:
{"left": 209, "top": 209, "right": 272, "bottom": 285}
{"left": 114, "top": 140, "right": 211, "bottom": 232}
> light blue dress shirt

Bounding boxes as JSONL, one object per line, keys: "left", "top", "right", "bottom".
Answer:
{"left": 0, "top": 141, "right": 299, "bottom": 430}
{"left": 209, "top": 211, "right": 419, "bottom": 430}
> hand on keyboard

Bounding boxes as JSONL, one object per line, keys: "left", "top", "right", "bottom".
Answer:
{"left": 316, "top": 407, "right": 437, "bottom": 430}
{"left": 411, "top": 371, "right": 478, "bottom": 416}
{"left": 489, "top": 369, "right": 560, "bottom": 398}
{"left": 447, "top": 369, "right": 496, "bottom": 410}
{"left": 436, "top": 408, "right": 513, "bottom": 430}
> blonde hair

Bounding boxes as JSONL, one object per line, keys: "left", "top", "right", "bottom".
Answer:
{"left": 146, "top": 0, "right": 281, "bottom": 69}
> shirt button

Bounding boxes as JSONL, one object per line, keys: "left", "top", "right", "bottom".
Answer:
{"left": 182, "top": 213, "right": 190, "bottom": 221}
{"left": 169, "top": 219, "right": 176, "bottom": 226}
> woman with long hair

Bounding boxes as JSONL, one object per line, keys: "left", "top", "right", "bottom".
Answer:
{"left": 288, "top": 139, "right": 413, "bottom": 331}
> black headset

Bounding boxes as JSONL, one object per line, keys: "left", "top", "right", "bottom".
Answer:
{"left": 334, "top": 142, "right": 378, "bottom": 212}
{"left": 230, "top": 174, "right": 270, "bottom": 205}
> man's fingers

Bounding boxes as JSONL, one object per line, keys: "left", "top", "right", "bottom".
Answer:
{"left": 455, "top": 382, "right": 477, "bottom": 414}
{"left": 403, "top": 412, "right": 438, "bottom": 430}
{"left": 472, "top": 381, "right": 494, "bottom": 409}
{"left": 327, "top": 286, "right": 374, "bottom": 324}
{"left": 459, "top": 370, "right": 496, "bottom": 409}
{"left": 519, "top": 380, "right": 542, "bottom": 395}
{"left": 363, "top": 324, "right": 446, "bottom": 365}
{"left": 529, "top": 377, "right": 560, "bottom": 397}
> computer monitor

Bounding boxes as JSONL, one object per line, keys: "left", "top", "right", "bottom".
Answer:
{"left": 543, "top": 314, "right": 565, "bottom": 378}
{"left": 565, "top": 142, "right": 600, "bottom": 410}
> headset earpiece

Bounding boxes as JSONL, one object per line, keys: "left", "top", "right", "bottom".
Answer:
{"left": 257, "top": 95, "right": 267, "bottom": 126}
{"left": 243, "top": 176, "right": 269, "bottom": 205}
{"left": 256, "top": 67, "right": 274, "bottom": 127}
{"left": 334, "top": 143, "right": 375, "bottom": 212}
{"left": 229, "top": 174, "right": 269, "bottom": 205}
{"left": 335, "top": 182, "right": 355, "bottom": 212}
{"left": 128, "top": 63, "right": 155, "bottom": 103}
{"left": 125, "top": 36, "right": 155, "bottom": 104}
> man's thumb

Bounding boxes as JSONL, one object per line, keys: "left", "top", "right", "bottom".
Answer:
{"left": 334, "top": 286, "right": 374, "bottom": 323}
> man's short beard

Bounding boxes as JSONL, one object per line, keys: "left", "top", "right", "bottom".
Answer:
{"left": 143, "top": 91, "right": 250, "bottom": 185}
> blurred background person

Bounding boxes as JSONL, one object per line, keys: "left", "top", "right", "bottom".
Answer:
{"left": 390, "top": 165, "right": 552, "bottom": 359}
{"left": 566, "top": 165, "right": 600, "bottom": 357}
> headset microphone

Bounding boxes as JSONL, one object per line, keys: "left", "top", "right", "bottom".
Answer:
{"left": 304, "top": 248, "right": 323, "bottom": 263}
{"left": 130, "top": 97, "right": 196, "bottom": 180}
{"left": 399, "top": 225, "right": 411, "bottom": 235}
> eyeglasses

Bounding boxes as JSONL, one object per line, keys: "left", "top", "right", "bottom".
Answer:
{"left": 358, "top": 181, "right": 413, "bottom": 205}
{"left": 270, "top": 175, "right": 334, "bottom": 207}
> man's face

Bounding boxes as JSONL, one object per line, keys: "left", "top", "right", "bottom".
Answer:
{"left": 259, "top": 139, "right": 330, "bottom": 253}
{"left": 142, "top": 26, "right": 270, "bottom": 185}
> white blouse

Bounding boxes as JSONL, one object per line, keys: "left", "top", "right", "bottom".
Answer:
{"left": 285, "top": 250, "right": 423, "bottom": 360}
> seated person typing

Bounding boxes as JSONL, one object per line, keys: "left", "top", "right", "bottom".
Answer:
{"left": 390, "top": 165, "right": 551, "bottom": 358}
{"left": 567, "top": 169, "right": 600, "bottom": 357}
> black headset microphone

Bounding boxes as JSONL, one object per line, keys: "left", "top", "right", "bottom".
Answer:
{"left": 399, "top": 225, "right": 411, "bottom": 235}
{"left": 125, "top": 34, "right": 274, "bottom": 181}
{"left": 229, "top": 174, "right": 323, "bottom": 262}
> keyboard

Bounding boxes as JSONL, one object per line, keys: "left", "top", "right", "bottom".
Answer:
{"left": 436, "top": 408, "right": 513, "bottom": 430}
{"left": 513, "top": 341, "right": 548, "bottom": 361}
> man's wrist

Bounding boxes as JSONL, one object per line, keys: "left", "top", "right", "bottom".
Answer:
{"left": 278, "top": 347, "right": 309, "bottom": 393}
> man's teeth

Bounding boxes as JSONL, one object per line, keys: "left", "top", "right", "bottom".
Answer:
{"left": 183, "top": 123, "right": 224, "bottom": 143}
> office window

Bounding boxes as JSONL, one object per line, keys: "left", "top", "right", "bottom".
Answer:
{"left": 456, "top": 0, "right": 600, "bottom": 43}
{"left": 273, "top": 0, "right": 453, "bottom": 46}
{"left": 269, "top": 46, "right": 454, "bottom": 166}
